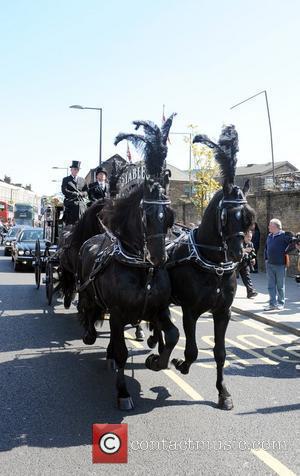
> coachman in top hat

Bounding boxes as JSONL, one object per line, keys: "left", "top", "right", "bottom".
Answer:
{"left": 88, "top": 167, "right": 109, "bottom": 203}
{"left": 61, "top": 161, "right": 88, "bottom": 225}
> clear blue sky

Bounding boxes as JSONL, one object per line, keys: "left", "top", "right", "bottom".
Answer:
{"left": 1, "top": 0, "right": 299, "bottom": 195}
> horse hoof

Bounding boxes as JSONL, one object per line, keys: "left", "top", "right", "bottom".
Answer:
{"left": 64, "top": 296, "right": 72, "bottom": 309}
{"left": 118, "top": 396, "right": 134, "bottom": 411}
{"left": 82, "top": 333, "right": 97, "bottom": 345}
{"left": 106, "top": 358, "right": 116, "bottom": 371}
{"left": 218, "top": 395, "right": 234, "bottom": 410}
{"left": 135, "top": 328, "right": 145, "bottom": 341}
{"left": 171, "top": 358, "right": 189, "bottom": 375}
{"left": 145, "top": 354, "right": 161, "bottom": 371}
{"left": 147, "top": 336, "right": 157, "bottom": 349}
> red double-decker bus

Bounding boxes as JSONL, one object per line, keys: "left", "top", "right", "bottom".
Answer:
{"left": 0, "top": 201, "right": 14, "bottom": 224}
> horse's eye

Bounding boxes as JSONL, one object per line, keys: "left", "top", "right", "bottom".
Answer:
{"left": 235, "top": 210, "right": 241, "bottom": 220}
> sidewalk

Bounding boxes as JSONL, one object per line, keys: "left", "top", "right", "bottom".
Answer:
{"left": 232, "top": 272, "right": 300, "bottom": 337}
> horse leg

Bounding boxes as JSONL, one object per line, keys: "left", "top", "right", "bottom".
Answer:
{"left": 106, "top": 337, "right": 116, "bottom": 370}
{"left": 135, "top": 324, "right": 145, "bottom": 342}
{"left": 172, "top": 307, "right": 198, "bottom": 375}
{"left": 145, "top": 308, "right": 179, "bottom": 371}
{"left": 110, "top": 312, "right": 134, "bottom": 410}
{"left": 79, "top": 292, "right": 98, "bottom": 345}
{"left": 147, "top": 324, "right": 164, "bottom": 351}
{"left": 213, "top": 310, "right": 233, "bottom": 410}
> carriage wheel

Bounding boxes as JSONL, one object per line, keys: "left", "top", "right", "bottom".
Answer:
{"left": 45, "top": 262, "right": 54, "bottom": 305}
{"left": 34, "top": 239, "right": 41, "bottom": 289}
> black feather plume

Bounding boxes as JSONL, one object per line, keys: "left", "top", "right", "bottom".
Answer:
{"left": 114, "top": 114, "right": 176, "bottom": 177}
{"left": 193, "top": 125, "right": 239, "bottom": 184}
{"left": 161, "top": 113, "right": 177, "bottom": 145}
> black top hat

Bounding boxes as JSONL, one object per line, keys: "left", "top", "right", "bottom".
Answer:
{"left": 95, "top": 167, "right": 108, "bottom": 176}
{"left": 70, "top": 160, "right": 81, "bottom": 169}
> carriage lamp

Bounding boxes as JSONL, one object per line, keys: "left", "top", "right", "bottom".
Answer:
{"left": 18, "top": 250, "right": 24, "bottom": 255}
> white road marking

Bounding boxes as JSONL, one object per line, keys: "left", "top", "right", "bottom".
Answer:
{"left": 202, "top": 335, "right": 278, "bottom": 366}
{"left": 237, "top": 334, "right": 300, "bottom": 363}
{"left": 124, "top": 331, "right": 204, "bottom": 400}
{"left": 251, "top": 448, "right": 296, "bottom": 476}
{"left": 238, "top": 317, "right": 297, "bottom": 344}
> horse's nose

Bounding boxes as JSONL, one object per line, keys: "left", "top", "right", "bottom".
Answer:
{"left": 150, "top": 253, "right": 166, "bottom": 268}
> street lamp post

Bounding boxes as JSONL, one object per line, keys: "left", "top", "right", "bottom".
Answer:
{"left": 170, "top": 131, "right": 193, "bottom": 196}
{"left": 230, "top": 90, "right": 275, "bottom": 184}
{"left": 69, "top": 105, "right": 103, "bottom": 167}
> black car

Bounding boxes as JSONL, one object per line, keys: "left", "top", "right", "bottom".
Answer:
{"left": 12, "top": 227, "right": 46, "bottom": 271}
{"left": 4, "top": 226, "right": 24, "bottom": 256}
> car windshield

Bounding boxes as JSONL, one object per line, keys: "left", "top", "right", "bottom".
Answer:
{"left": 19, "top": 229, "right": 44, "bottom": 241}
{"left": 7, "top": 228, "right": 20, "bottom": 238}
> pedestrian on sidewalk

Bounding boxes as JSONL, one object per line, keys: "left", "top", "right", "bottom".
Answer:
{"left": 264, "top": 218, "right": 294, "bottom": 311}
{"left": 237, "top": 230, "right": 258, "bottom": 298}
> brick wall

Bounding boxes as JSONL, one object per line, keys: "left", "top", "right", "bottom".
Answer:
{"left": 247, "top": 190, "right": 300, "bottom": 276}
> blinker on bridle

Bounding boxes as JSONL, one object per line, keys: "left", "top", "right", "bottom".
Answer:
{"left": 218, "top": 198, "right": 247, "bottom": 241}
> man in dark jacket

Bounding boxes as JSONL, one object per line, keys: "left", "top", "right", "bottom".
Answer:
{"left": 61, "top": 161, "right": 88, "bottom": 225}
{"left": 237, "top": 230, "right": 258, "bottom": 298}
{"left": 264, "top": 218, "right": 293, "bottom": 311}
{"left": 88, "top": 167, "right": 109, "bottom": 203}
{"left": 251, "top": 222, "right": 260, "bottom": 272}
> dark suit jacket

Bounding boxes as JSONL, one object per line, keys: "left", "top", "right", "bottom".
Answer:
{"left": 88, "top": 181, "right": 109, "bottom": 202}
{"left": 61, "top": 175, "right": 88, "bottom": 224}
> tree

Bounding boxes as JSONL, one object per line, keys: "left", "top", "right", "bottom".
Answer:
{"left": 187, "top": 125, "right": 220, "bottom": 217}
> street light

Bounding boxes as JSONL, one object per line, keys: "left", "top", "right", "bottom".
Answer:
{"left": 230, "top": 90, "right": 275, "bottom": 184}
{"left": 170, "top": 131, "right": 193, "bottom": 196}
{"left": 69, "top": 104, "right": 103, "bottom": 166}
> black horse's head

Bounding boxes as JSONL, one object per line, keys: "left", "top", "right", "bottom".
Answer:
{"left": 141, "top": 176, "right": 174, "bottom": 267}
{"left": 217, "top": 180, "right": 255, "bottom": 261}
{"left": 193, "top": 125, "right": 256, "bottom": 263}
{"left": 114, "top": 114, "right": 176, "bottom": 267}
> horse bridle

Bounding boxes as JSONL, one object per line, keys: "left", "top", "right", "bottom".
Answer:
{"left": 218, "top": 198, "right": 247, "bottom": 240}
{"left": 140, "top": 181, "right": 171, "bottom": 261}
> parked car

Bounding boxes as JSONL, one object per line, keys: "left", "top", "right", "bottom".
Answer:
{"left": 12, "top": 227, "right": 47, "bottom": 271}
{"left": 3, "top": 226, "right": 24, "bottom": 256}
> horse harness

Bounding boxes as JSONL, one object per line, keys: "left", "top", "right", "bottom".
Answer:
{"left": 78, "top": 196, "right": 171, "bottom": 319}
{"left": 167, "top": 197, "right": 248, "bottom": 278}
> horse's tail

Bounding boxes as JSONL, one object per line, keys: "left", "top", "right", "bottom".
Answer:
{"left": 59, "top": 264, "right": 76, "bottom": 309}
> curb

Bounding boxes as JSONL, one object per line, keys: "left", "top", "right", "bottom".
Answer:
{"left": 231, "top": 306, "right": 300, "bottom": 338}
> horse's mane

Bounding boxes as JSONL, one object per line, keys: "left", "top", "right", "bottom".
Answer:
{"left": 70, "top": 200, "right": 104, "bottom": 245}
{"left": 109, "top": 158, "right": 131, "bottom": 198}
{"left": 102, "top": 185, "right": 144, "bottom": 238}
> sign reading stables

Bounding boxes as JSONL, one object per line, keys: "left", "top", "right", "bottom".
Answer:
{"left": 119, "top": 161, "right": 146, "bottom": 195}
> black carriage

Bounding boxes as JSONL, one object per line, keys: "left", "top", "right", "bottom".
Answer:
{"left": 35, "top": 201, "right": 64, "bottom": 304}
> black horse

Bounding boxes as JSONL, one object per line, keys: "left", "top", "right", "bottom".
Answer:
{"left": 59, "top": 199, "right": 105, "bottom": 308}
{"left": 161, "top": 125, "right": 256, "bottom": 410}
{"left": 78, "top": 116, "right": 179, "bottom": 410}
{"left": 59, "top": 157, "right": 132, "bottom": 309}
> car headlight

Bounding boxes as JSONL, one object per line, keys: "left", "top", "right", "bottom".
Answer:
{"left": 25, "top": 250, "right": 30, "bottom": 256}
{"left": 5, "top": 241, "right": 11, "bottom": 246}
{"left": 18, "top": 250, "right": 24, "bottom": 255}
